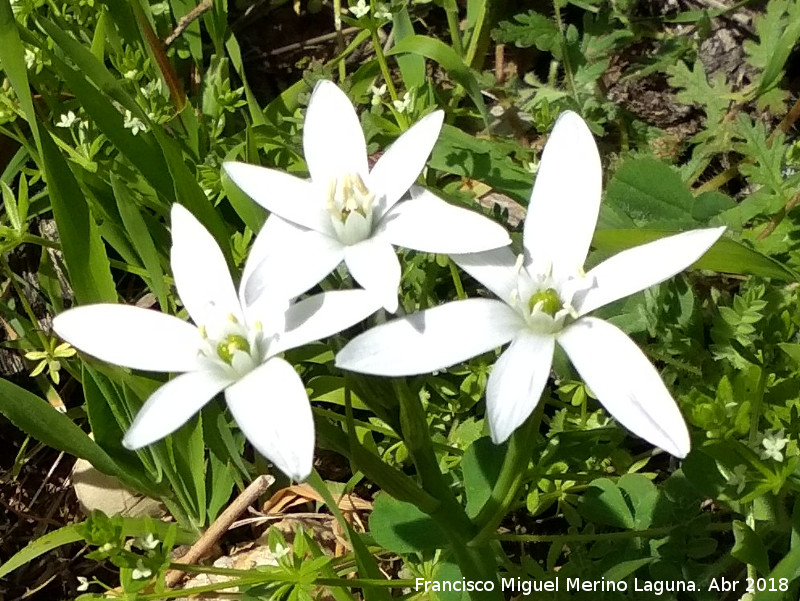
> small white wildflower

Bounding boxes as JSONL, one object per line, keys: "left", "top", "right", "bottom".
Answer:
{"left": 123, "top": 110, "right": 147, "bottom": 136}
{"left": 141, "top": 79, "right": 162, "bottom": 98}
{"left": 374, "top": 3, "right": 392, "bottom": 19}
{"left": 273, "top": 543, "right": 291, "bottom": 559}
{"left": 726, "top": 464, "right": 748, "bottom": 494}
{"left": 349, "top": 0, "right": 370, "bottom": 18}
{"left": 57, "top": 111, "right": 78, "bottom": 128}
{"left": 760, "top": 429, "right": 788, "bottom": 462}
{"left": 393, "top": 92, "right": 412, "bottom": 114}
{"left": 139, "top": 533, "right": 160, "bottom": 550}
{"left": 76, "top": 576, "right": 90, "bottom": 592}
{"left": 123, "top": 69, "right": 139, "bottom": 80}
{"left": 24, "top": 48, "right": 36, "bottom": 70}
{"left": 370, "top": 84, "right": 386, "bottom": 107}
{"left": 132, "top": 559, "right": 152, "bottom": 580}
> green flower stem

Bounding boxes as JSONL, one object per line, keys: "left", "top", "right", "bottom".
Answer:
{"left": 449, "top": 258, "right": 467, "bottom": 300}
{"left": 469, "top": 402, "right": 543, "bottom": 546}
{"left": 369, "top": 28, "right": 408, "bottom": 129}
{"left": 332, "top": 0, "right": 347, "bottom": 81}
{"left": 394, "top": 380, "right": 503, "bottom": 600}
{"left": 443, "top": 0, "right": 464, "bottom": 57}
{"left": 552, "top": 0, "right": 577, "bottom": 102}
{"left": 496, "top": 522, "right": 732, "bottom": 544}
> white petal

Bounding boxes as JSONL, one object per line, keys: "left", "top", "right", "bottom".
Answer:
{"left": 223, "top": 162, "right": 330, "bottom": 234}
{"left": 273, "top": 289, "right": 381, "bottom": 354}
{"left": 487, "top": 331, "right": 554, "bottom": 444}
{"left": 225, "top": 357, "right": 315, "bottom": 481}
{"left": 242, "top": 216, "right": 345, "bottom": 308}
{"left": 523, "top": 111, "right": 602, "bottom": 280}
{"left": 376, "top": 186, "right": 511, "bottom": 254}
{"left": 369, "top": 111, "right": 444, "bottom": 218}
{"left": 344, "top": 237, "right": 401, "bottom": 313}
{"left": 53, "top": 304, "right": 202, "bottom": 372}
{"left": 576, "top": 227, "right": 726, "bottom": 316}
{"left": 557, "top": 317, "right": 690, "bottom": 457}
{"left": 122, "top": 370, "right": 232, "bottom": 449}
{"left": 452, "top": 246, "right": 521, "bottom": 303}
{"left": 336, "top": 298, "right": 523, "bottom": 376}
{"left": 170, "top": 204, "right": 241, "bottom": 327}
{"left": 303, "top": 80, "right": 369, "bottom": 184}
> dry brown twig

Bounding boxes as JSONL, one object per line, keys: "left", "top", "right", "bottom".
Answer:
{"left": 164, "top": 474, "right": 275, "bottom": 588}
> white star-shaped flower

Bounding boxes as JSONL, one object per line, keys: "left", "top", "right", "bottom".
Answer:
{"left": 336, "top": 111, "right": 725, "bottom": 457}
{"left": 223, "top": 80, "right": 510, "bottom": 313}
{"left": 53, "top": 205, "right": 379, "bottom": 481}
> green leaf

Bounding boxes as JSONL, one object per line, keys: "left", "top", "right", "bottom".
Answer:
{"left": 308, "top": 472, "right": 391, "bottom": 601}
{"left": 0, "top": 377, "right": 162, "bottom": 498}
{"left": 592, "top": 229, "right": 799, "bottom": 281}
{"left": 0, "top": 0, "right": 41, "bottom": 145}
{"left": 388, "top": 35, "right": 488, "bottom": 124}
{"left": 753, "top": 546, "right": 800, "bottom": 601}
{"left": 578, "top": 478, "right": 634, "bottom": 529}
{"left": 617, "top": 474, "right": 659, "bottom": 530}
{"left": 603, "top": 557, "right": 653, "bottom": 581}
{"left": 493, "top": 11, "right": 560, "bottom": 54}
{"left": 732, "top": 520, "right": 770, "bottom": 575}
{"left": 391, "top": 5, "right": 426, "bottom": 89}
{"left": 604, "top": 158, "right": 695, "bottom": 227}
{"left": 40, "top": 130, "right": 117, "bottom": 304}
{"left": 780, "top": 343, "right": 800, "bottom": 364}
{"left": 430, "top": 125, "right": 533, "bottom": 203}
{"left": 0, "top": 517, "right": 196, "bottom": 580}
{"left": 666, "top": 60, "right": 733, "bottom": 125}
{"left": 462, "top": 438, "right": 505, "bottom": 519}
{"left": 369, "top": 492, "right": 449, "bottom": 554}
{"left": 111, "top": 175, "right": 169, "bottom": 310}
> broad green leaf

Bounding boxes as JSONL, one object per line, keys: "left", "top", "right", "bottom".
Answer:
{"left": 0, "top": 377, "right": 162, "bottom": 498}
{"left": 306, "top": 376, "right": 370, "bottom": 410}
{"left": 592, "top": 229, "right": 799, "bottom": 281}
{"left": 603, "top": 557, "right": 653, "bottom": 581}
{"left": 617, "top": 474, "right": 659, "bottom": 530}
{"left": 462, "top": 437, "right": 505, "bottom": 518}
{"left": 493, "top": 11, "right": 560, "bottom": 54}
{"left": 779, "top": 343, "right": 800, "bottom": 364}
{"left": 391, "top": 5, "right": 426, "bottom": 89}
{"left": 754, "top": 545, "right": 800, "bottom": 601}
{"left": 430, "top": 125, "right": 533, "bottom": 203}
{"left": 732, "top": 520, "right": 770, "bottom": 575}
{"left": 578, "top": 478, "right": 634, "bottom": 529}
{"left": 604, "top": 157, "right": 695, "bottom": 226}
{"left": 40, "top": 130, "right": 117, "bottom": 304}
{"left": 388, "top": 35, "right": 488, "bottom": 123}
{"left": 369, "top": 492, "right": 448, "bottom": 553}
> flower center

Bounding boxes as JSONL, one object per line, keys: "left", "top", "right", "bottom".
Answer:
{"left": 327, "top": 173, "right": 374, "bottom": 222}
{"left": 326, "top": 173, "right": 375, "bottom": 245}
{"left": 528, "top": 288, "right": 563, "bottom": 317}
{"left": 216, "top": 334, "right": 250, "bottom": 365}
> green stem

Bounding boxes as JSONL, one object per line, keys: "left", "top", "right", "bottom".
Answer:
{"left": 370, "top": 28, "right": 408, "bottom": 129}
{"left": 449, "top": 258, "right": 467, "bottom": 300}
{"left": 497, "top": 522, "right": 732, "bottom": 544}
{"left": 394, "top": 380, "right": 502, "bottom": 600}
{"left": 552, "top": 0, "right": 577, "bottom": 101}
{"left": 469, "top": 402, "right": 543, "bottom": 546}
{"left": 443, "top": 0, "right": 464, "bottom": 57}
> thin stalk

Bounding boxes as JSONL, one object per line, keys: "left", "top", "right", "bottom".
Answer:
{"left": 370, "top": 28, "right": 408, "bottom": 129}
{"left": 469, "top": 402, "right": 543, "bottom": 546}
{"left": 394, "top": 380, "right": 502, "bottom": 599}
{"left": 449, "top": 258, "right": 467, "bottom": 300}
{"left": 443, "top": 0, "right": 464, "bottom": 57}
{"left": 497, "top": 522, "right": 731, "bottom": 544}
{"left": 552, "top": 0, "right": 577, "bottom": 101}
